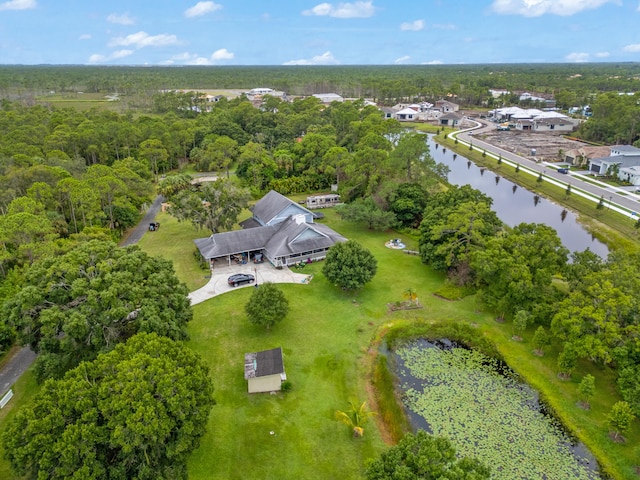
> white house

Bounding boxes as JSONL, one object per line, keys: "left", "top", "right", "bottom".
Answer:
{"left": 588, "top": 145, "right": 640, "bottom": 176}
{"left": 394, "top": 107, "right": 418, "bottom": 121}
{"left": 249, "top": 88, "right": 274, "bottom": 95}
{"left": 313, "top": 93, "right": 344, "bottom": 103}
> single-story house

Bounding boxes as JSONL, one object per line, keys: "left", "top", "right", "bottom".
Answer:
{"left": 588, "top": 145, "right": 640, "bottom": 175}
{"left": 313, "top": 93, "right": 344, "bottom": 103}
{"left": 619, "top": 165, "right": 640, "bottom": 186}
{"left": 564, "top": 146, "right": 610, "bottom": 167}
{"left": 244, "top": 347, "right": 286, "bottom": 394}
{"left": 435, "top": 100, "right": 459, "bottom": 112}
{"left": 439, "top": 112, "right": 463, "bottom": 126}
{"left": 532, "top": 117, "right": 576, "bottom": 132}
{"left": 394, "top": 107, "right": 418, "bottom": 121}
{"left": 194, "top": 190, "right": 347, "bottom": 268}
{"left": 380, "top": 107, "right": 395, "bottom": 119}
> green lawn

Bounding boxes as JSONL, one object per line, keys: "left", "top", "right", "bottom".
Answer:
{"left": 0, "top": 209, "right": 637, "bottom": 479}
{"left": 135, "top": 212, "right": 211, "bottom": 292}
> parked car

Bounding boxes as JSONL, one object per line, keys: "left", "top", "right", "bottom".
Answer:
{"left": 228, "top": 273, "right": 255, "bottom": 287}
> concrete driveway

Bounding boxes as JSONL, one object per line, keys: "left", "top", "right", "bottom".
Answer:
{"left": 188, "top": 263, "right": 312, "bottom": 305}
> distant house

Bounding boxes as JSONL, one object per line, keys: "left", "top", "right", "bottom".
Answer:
{"left": 313, "top": 93, "right": 344, "bottom": 103}
{"left": 532, "top": 117, "right": 575, "bottom": 132}
{"left": 244, "top": 347, "right": 286, "bottom": 394}
{"left": 193, "top": 190, "right": 346, "bottom": 268}
{"left": 588, "top": 145, "right": 640, "bottom": 176}
{"left": 435, "top": 100, "right": 459, "bottom": 113}
{"left": 380, "top": 107, "right": 395, "bottom": 119}
{"left": 564, "top": 146, "right": 611, "bottom": 167}
{"left": 394, "top": 107, "right": 418, "bottom": 121}
{"left": 619, "top": 165, "right": 640, "bottom": 186}
{"left": 439, "top": 112, "right": 463, "bottom": 127}
{"left": 249, "top": 87, "right": 274, "bottom": 95}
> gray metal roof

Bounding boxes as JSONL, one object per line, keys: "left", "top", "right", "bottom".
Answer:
{"left": 194, "top": 215, "right": 346, "bottom": 260}
{"left": 244, "top": 347, "right": 284, "bottom": 379}
{"left": 264, "top": 217, "right": 346, "bottom": 259}
{"left": 194, "top": 225, "right": 278, "bottom": 258}
{"left": 252, "top": 190, "right": 313, "bottom": 225}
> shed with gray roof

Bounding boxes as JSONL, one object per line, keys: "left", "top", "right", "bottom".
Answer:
{"left": 244, "top": 347, "right": 286, "bottom": 393}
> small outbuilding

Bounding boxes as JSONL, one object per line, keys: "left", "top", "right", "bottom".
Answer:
{"left": 244, "top": 347, "right": 286, "bottom": 394}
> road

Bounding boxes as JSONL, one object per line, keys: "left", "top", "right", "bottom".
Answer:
{"left": 0, "top": 195, "right": 165, "bottom": 399}
{"left": 454, "top": 121, "right": 640, "bottom": 218}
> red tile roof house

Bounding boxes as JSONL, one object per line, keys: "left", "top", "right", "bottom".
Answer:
{"left": 244, "top": 347, "right": 286, "bottom": 394}
{"left": 194, "top": 190, "right": 346, "bottom": 268}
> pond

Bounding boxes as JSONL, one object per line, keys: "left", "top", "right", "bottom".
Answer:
{"left": 391, "top": 339, "right": 601, "bottom": 480}
{"left": 427, "top": 135, "right": 609, "bottom": 258}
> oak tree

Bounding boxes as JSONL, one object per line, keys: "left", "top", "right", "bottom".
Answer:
{"left": 2, "top": 333, "right": 214, "bottom": 480}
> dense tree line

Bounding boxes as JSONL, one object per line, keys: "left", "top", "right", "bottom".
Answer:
{"left": 576, "top": 91, "right": 640, "bottom": 145}
{"left": 2, "top": 63, "right": 640, "bottom": 109}
{"left": 416, "top": 182, "right": 640, "bottom": 420}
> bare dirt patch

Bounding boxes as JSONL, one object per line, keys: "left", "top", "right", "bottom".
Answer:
{"left": 475, "top": 130, "right": 589, "bottom": 162}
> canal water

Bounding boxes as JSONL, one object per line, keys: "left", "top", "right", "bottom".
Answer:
{"left": 427, "top": 135, "right": 609, "bottom": 257}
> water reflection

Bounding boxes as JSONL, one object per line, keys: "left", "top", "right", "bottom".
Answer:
{"left": 427, "top": 135, "right": 609, "bottom": 257}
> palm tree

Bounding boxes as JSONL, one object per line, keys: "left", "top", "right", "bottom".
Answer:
{"left": 403, "top": 287, "right": 418, "bottom": 305}
{"left": 335, "top": 399, "right": 377, "bottom": 438}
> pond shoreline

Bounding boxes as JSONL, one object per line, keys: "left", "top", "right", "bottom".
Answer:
{"left": 368, "top": 321, "right": 611, "bottom": 480}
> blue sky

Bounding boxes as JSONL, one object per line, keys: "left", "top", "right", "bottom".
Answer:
{"left": 0, "top": 0, "right": 638, "bottom": 65}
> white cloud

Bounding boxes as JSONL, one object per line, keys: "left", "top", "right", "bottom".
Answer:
{"left": 400, "top": 19, "right": 424, "bottom": 31}
{"left": 423, "top": 59, "right": 443, "bottom": 65}
{"left": 190, "top": 57, "right": 214, "bottom": 65}
{"left": 595, "top": 51, "right": 610, "bottom": 58}
{"left": 565, "top": 52, "right": 589, "bottom": 62}
{"left": 394, "top": 55, "right": 411, "bottom": 64}
{"left": 78, "top": 34, "right": 91, "bottom": 40}
{"left": 88, "top": 54, "right": 106, "bottom": 64}
{"left": 283, "top": 51, "right": 339, "bottom": 65}
{"left": 0, "top": 0, "right": 36, "bottom": 11}
{"left": 185, "top": 1, "right": 222, "bottom": 18}
{"left": 491, "top": 0, "right": 616, "bottom": 17}
{"left": 211, "top": 48, "right": 234, "bottom": 60}
{"left": 88, "top": 49, "right": 133, "bottom": 64}
{"left": 302, "top": 1, "right": 375, "bottom": 18}
{"left": 623, "top": 44, "right": 640, "bottom": 52}
{"left": 111, "top": 49, "right": 134, "bottom": 59}
{"left": 107, "top": 12, "right": 135, "bottom": 25}
{"left": 108, "top": 31, "right": 179, "bottom": 48}
{"left": 160, "top": 50, "right": 232, "bottom": 65}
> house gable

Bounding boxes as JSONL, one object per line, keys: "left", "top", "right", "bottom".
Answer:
{"left": 290, "top": 226, "right": 327, "bottom": 244}
{"left": 252, "top": 190, "right": 314, "bottom": 226}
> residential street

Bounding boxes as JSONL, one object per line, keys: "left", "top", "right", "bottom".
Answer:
{"left": 455, "top": 121, "right": 640, "bottom": 217}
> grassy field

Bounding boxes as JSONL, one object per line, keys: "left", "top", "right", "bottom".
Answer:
{"left": 0, "top": 207, "right": 638, "bottom": 478}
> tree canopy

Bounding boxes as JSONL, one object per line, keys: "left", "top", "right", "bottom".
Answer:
{"left": 245, "top": 282, "right": 289, "bottom": 330}
{"left": 2, "top": 332, "right": 214, "bottom": 480}
{"left": 322, "top": 240, "right": 377, "bottom": 291}
{"left": 365, "top": 430, "right": 490, "bottom": 480}
{"left": 3, "top": 239, "right": 192, "bottom": 381}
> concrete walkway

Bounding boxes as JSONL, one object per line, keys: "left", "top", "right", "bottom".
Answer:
{"left": 189, "top": 263, "right": 312, "bottom": 305}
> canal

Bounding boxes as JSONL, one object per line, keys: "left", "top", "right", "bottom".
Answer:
{"left": 427, "top": 134, "right": 609, "bottom": 257}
